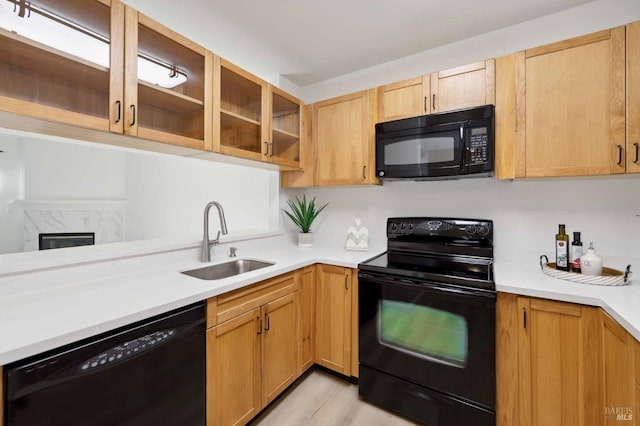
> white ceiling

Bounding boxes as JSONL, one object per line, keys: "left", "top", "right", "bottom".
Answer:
{"left": 125, "top": 0, "right": 596, "bottom": 87}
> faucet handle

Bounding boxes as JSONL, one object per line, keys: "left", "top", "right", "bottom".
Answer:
{"left": 229, "top": 247, "right": 237, "bottom": 257}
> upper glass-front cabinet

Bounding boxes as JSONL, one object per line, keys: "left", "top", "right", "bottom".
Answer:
{"left": 216, "top": 58, "right": 267, "bottom": 162}
{"left": 270, "top": 87, "right": 301, "bottom": 168}
{"left": 0, "top": 0, "right": 211, "bottom": 149}
{"left": 124, "top": 8, "right": 211, "bottom": 149}
{"left": 0, "top": 0, "right": 118, "bottom": 130}
{"left": 214, "top": 57, "right": 302, "bottom": 168}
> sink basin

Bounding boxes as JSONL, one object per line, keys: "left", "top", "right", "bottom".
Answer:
{"left": 181, "top": 259, "right": 275, "bottom": 280}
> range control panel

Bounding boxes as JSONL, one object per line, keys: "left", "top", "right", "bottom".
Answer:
{"left": 79, "top": 329, "right": 177, "bottom": 372}
{"left": 387, "top": 217, "right": 493, "bottom": 242}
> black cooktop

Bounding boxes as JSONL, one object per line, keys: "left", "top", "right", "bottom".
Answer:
{"left": 359, "top": 217, "right": 495, "bottom": 291}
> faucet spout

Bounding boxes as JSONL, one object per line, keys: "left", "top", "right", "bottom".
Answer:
{"left": 201, "top": 201, "right": 229, "bottom": 262}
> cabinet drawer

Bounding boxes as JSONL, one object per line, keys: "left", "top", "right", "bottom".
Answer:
{"left": 207, "top": 272, "right": 296, "bottom": 327}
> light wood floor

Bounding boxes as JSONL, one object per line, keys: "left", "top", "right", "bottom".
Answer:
{"left": 251, "top": 369, "right": 419, "bottom": 426}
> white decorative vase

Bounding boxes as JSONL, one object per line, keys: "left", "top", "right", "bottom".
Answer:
{"left": 345, "top": 216, "right": 369, "bottom": 251}
{"left": 298, "top": 232, "right": 313, "bottom": 248}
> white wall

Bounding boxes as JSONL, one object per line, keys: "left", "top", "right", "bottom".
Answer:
{"left": 0, "top": 135, "right": 24, "bottom": 254}
{"left": 282, "top": 176, "right": 640, "bottom": 260}
{"left": 22, "top": 137, "right": 127, "bottom": 200}
{"left": 124, "top": 151, "right": 279, "bottom": 242}
{"left": 301, "top": 0, "right": 640, "bottom": 103}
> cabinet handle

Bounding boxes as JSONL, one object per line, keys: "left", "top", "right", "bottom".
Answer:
{"left": 265, "top": 313, "right": 270, "bottom": 331}
{"left": 264, "top": 141, "right": 269, "bottom": 156}
{"left": 432, "top": 94, "right": 436, "bottom": 111}
{"left": 269, "top": 142, "right": 274, "bottom": 158}
{"left": 634, "top": 143, "right": 639, "bottom": 164}
{"left": 362, "top": 165, "right": 366, "bottom": 179}
{"left": 424, "top": 96, "right": 428, "bottom": 113}
{"left": 130, "top": 104, "right": 136, "bottom": 126}
{"left": 617, "top": 144, "right": 623, "bottom": 166}
{"left": 345, "top": 275, "right": 349, "bottom": 290}
{"left": 115, "top": 101, "right": 121, "bottom": 123}
{"left": 523, "top": 307, "right": 527, "bottom": 329}
{"left": 257, "top": 316, "right": 262, "bottom": 335}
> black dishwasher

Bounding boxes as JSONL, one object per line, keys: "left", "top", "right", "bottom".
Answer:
{"left": 3, "top": 302, "right": 206, "bottom": 426}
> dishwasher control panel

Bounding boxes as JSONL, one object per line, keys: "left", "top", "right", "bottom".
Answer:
{"left": 80, "top": 329, "right": 176, "bottom": 371}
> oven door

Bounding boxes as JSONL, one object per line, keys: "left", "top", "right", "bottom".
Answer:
{"left": 375, "top": 121, "right": 464, "bottom": 179}
{"left": 358, "top": 271, "right": 495, "bottom": 409}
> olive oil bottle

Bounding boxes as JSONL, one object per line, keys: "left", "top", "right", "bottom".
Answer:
{"left": 555, "top": 224, "right": 570, "bottom": 271}
{"left": 570, "top": 232, "right": 583, "bottom": 273}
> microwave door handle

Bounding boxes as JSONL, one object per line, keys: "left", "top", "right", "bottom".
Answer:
{"left": 460, "top": 125, "right": 467, "bottom": 172}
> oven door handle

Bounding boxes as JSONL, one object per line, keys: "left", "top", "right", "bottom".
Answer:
{"left": 358, "top": 272, "right": 495, "bottom": 300}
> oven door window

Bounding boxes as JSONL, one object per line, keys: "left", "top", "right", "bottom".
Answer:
{"left": 379, "top": 300, "right": 468, "bottom": 368}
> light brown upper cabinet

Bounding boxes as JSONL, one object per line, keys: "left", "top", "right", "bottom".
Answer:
{"left": 376, "top": 76, "right": 430, "bottom": 122}
{"left": 497, "top": 27, "right": 626, "bottom": 178}
{"left": 0, "top": 0, "right": 120, "bottom": 132}
{"left": 0, "top": 0, "right": 212, "bottom": 150}
{"left": 214, "top": 58, "right": 268, "bottom": 162}
{"left": 123, "top": 8, "right": 212, "bottom": 150}
{"left": 627, "top": 21, "right": 640, "bottom": 174}
{"left": 376, "top": 60, "right": 495, "bottom": 123}
{"left": 314, "top": 91, "right": 377, "bottom": 186}
{"left": 430, "top": 60, "right": 495, "bottom": 113}
{"left": 213, "top": 58, "right": 302, "bottom": 168}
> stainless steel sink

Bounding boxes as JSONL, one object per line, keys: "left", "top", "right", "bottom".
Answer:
{"left": 181, "top": 259, "right": 275, "bottom": 280}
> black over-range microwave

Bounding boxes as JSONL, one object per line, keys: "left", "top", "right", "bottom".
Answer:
{"left": 375, "top": 104, "right": 494, "bottom": 180}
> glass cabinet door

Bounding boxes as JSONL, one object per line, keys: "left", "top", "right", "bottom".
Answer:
{"left": 216, "top": 59, "right": 267, "bottom": 162}
{"left": 0, "top": 0, "right": 119, "bottom": 131}
{"left": 269, "top": 87, "right": 301, "bottom": 168}
{"left": 125, "top": 9, "right": 210, "bottom": 150}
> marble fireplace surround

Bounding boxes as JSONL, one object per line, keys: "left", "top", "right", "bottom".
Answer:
{"left": 18, "top": 200, "right": 127, "bottom": 252}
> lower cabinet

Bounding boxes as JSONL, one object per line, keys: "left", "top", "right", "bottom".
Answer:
{"left": 315, "top": 264, "right": 353, "bottom": 376}
{"left": 498, "top": 293, "right": 638, "bottom": 426}
{"left": 206, "top": 272, "right": 298, "bottom": 426}
{"left": 298, "top": 266, "right": 316, "bottom": 373}
{"left": 205, "top": 264, "right": 357, "bottom": 425}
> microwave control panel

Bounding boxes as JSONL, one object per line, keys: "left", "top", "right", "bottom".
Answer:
{"left": 468, "top": 126, "right": 488, "bottom": 165}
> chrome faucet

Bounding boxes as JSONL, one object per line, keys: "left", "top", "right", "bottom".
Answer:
{"left": 201, "top": 201, "right": 228, "bottom": 262}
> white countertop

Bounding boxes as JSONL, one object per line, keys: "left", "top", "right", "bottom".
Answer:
{"left": 0, "top": 240, "right": 380, "bottom": 365}
{"left": 0, "top": 239, "right": 637, "bottom": 365}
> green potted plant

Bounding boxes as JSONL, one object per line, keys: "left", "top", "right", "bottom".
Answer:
{"left": 282, "top": 195, "right": 329, "bottom": 247}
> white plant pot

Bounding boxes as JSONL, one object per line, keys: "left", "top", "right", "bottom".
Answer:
{"left": 298, "top": 232, "right": 313, "bottom": 248}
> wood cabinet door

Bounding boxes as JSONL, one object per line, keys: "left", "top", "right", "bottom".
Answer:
{"left": 377, "top": 76, "right": 430, "bottom": 122}
{"left": 262, "top": 293, "right": 298, "bottom": 406}
{"left": 214, "top": 58, "right": 268, "bottom": 161}
{"left": 315, "top": 264, "right": 352, "bottom": 375}
{"left": 0, "top": 0, "right": 119, "bottom": 132}
{"left": 298, "top": 266, "right": 316, "bottom": 373}
{"left": 517, "top": 28, "right": 625, "bottom": 177}
{"left": 602, "top": 311, "right": 636, "bottom": 425}
{"left": 207, "top": 308, "right": 261, "bottom": 426}
{"left": 517, "top": 297, "right": 602, "bottom": 426}
{"left": 314, "top": 91, "right": 371, "bottom": 186}
{"left": 123, "top": 8, "right": 212, "bottom": 150}
{"left": 430, "top": 60, "right": 495, "bottom": 113}
{"left": 627, "top": 21, "right": 640, "bottom": 174}
{"left": 269, "top": 86, "right": 302, "bottom": 168}
{"left": 280, "top": 104, "right": 314, "bottom": 187}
